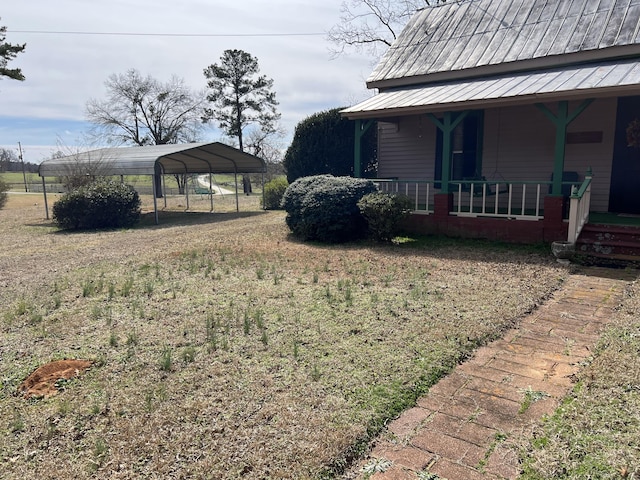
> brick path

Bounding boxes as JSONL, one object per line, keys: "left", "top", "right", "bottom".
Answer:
{"left": 355, "top": 267, "right": 636, "bottom": 480}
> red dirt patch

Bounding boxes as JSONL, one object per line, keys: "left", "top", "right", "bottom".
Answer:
{"left": 17, "top": 359, "right": 93, "bottom": 399}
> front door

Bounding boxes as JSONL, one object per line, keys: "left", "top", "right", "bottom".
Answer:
{"left": 609, "top": 96, "right": 640, "bottom": 214}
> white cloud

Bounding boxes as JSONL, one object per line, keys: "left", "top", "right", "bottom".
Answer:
{"left": 1, "top": 0, "right": 379, "bottom": 158}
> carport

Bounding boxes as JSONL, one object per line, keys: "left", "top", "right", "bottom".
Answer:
{"left": 38, "top": 142, "right": 266, "bottom": 223}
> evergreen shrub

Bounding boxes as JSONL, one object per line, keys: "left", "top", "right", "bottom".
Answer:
{"left": 281, "top": 174, "right": 376, "bottom": 243}
{"left": 358, "top": 192, "right": 412, "bottom": 242}
{"left": 0, "top": 179, "right": 8, "bottom": 209}
{"left": 53, "top": 179, "right": 141, "bottom": 230}
{"left": 261, "top": 177, "right": 288, "bottom": 210}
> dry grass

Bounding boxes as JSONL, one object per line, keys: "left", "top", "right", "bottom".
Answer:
{"left": 0, "top": 192, "right": 565, "bottom": 479}
{"left": 518, "top": 277, "right": 640, "bottom": 479}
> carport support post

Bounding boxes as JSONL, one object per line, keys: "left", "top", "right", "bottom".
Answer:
{"left": 42, "top": 177, "right": 49, "bottom": 220}
{"left": 234, "top": 172, "right": 240, "bottom": 212}
{"left": 152, "top": 173, "right": 159, "bottom": 224}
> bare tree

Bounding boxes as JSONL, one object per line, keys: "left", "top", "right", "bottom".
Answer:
{"left": 327, "top": 0, "right": 443, "bottom": 58}
{"left": 86, "top": 69, "right": 206, "bottom": 194}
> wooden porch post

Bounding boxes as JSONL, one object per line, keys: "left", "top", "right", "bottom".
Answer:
{"left": 535, "top": 100, "right": 594, "bottom": 195}
{"left": 427, "top": 111, "right": 468, "bottom": 193}
{"left": 353, "top": 119, "right": 375, "bottom": 178}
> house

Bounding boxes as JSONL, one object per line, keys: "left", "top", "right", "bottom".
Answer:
{"left": 343, "top": 0, "right": 640, "bottom": 258}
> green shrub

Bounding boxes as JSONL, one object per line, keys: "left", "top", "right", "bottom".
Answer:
{"left": 261, "top": 176, "right": 288, "bottom": 210}
{"left": 0, "top": 178, "right": 8, "bottom": 209}
{"left": 358, "top": 192, "right": 413, "bottom": 242}
{"left": 52, "top": 179, "right": 141, "bottom": 230}
{"left": 281, "top": 175, "right": 376, "bottom": 243}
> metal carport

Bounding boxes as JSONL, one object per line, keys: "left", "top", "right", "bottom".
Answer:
{"left": 38, "top": 142, "right": 266, "bottom": 223}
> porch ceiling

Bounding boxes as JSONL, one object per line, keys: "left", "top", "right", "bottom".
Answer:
{"left": 342, "top": 57, "right": 640, "bottom": 119}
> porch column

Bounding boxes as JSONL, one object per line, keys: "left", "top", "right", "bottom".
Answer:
{"left": 353, "top": 119, "right": 375, "bottom": 178}
{"left": 535, "top": 100, "right": 594, "bottom": 195}
{"left": 427, "top": 111, "right": 468, "bottom": 193}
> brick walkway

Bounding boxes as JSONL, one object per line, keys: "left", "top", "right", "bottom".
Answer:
{"left": 355, "top": 267, "right": 636, "bottom": 480}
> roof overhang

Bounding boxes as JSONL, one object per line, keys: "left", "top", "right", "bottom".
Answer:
{"left": 38, "top": 142, "right": 266, "bottom": 177}
{"left": 343, "top": 57, "right": 640, "bottom": 119}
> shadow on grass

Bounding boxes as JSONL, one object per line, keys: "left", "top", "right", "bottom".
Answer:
{"left": 26, "top": 209, "right": 268, "bottom": 234}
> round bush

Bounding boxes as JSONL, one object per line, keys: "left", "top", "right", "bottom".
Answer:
{"left": 53, "top": 179, "right": 141, "bottom": 230}
{"left": 281, "top": 175, "right": 377, "bottom": 243}
{"left": 261, "top": 176, "right": 289, "bottom": 210}
{"left": 358, "top": 192, "right": 413, "bottom": 242}
{"left": 0, "top": 179, "right": 8, "bottom": 210}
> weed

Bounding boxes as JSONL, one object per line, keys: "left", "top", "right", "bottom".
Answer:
{"left": 243, "top": 310, "right": 251, "bottom": 335}
{"left": 91, "top": 304, "right": 102, "bottom": 321}
{"left": 144, "top": 280, "right": 154, "bottom": 297}
{"left": 109, "top": 332, "right": 118, "bottom": 347}
{"left": 293, "top": 340, "right": 299, "bottom": 359}
{"left": 82, "top": 279, "right": 94, "bottom": 297}
{"left": 107, "top": 282, "right": 116, "bottom": 299}
{"left": 15, "top": 299, "right": 28, "bottom": 316}
{"left": 256, "top": 266, "right": 265, "bottom": 280}
{"left": 159, "top": 346, "right": 173, "bottom": 371}
{"left": 182, "top": 346, "right": 196, "bottom": 363}
{"left": 52, "top": 293, "right": 62, "bottom": 309}
{"left": 121, "top": 276, "right": 134, "bottom": 297}
{"left": 29, "top": 311, "right": 43, "bottom": 325}
{"left": 519, "top": 386, "right": 549, "bottom": 414}
{"left": 313, "top": 272, "right": 319, "bottom": 284}
{"left": 344, "top": 284, "right": 353, "bottom": 306}
{"left": 361, "top": 458, "right": 392, "bottom": 475}
{"left": 261, "top": 328, "right": 268, "bottom": 346}
{"left": 9, "top": 412, "right": 24, "bottom": 433}
{"left": 254, "top": 309, "right": 264, "bottom": 330}
{"left": 311, "top": 364, "right": 321, "bottom": 381}
{"left": 126, "top": 329, "right": 138, "bottom": 346}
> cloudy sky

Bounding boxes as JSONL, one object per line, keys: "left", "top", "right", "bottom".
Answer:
{"left": 0, "top": 1, "right": 379, "bottom": 163}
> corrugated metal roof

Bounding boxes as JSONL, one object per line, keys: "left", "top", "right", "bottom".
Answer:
{"left": 343, "top": 57, "right": 640, "bottom": 118}
{"left": 368, "top": 0, "right": 640, "bottom": 87}
{"left": 38, "top": 142, "right": 265, "bottom": 177}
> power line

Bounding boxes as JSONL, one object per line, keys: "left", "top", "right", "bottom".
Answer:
{"left": 9, "top": 30, "right": 326, "bottom": 38}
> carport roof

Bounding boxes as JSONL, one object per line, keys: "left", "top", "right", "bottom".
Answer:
{"left": 38, "top": 142, "right": 266, "bottom": 177}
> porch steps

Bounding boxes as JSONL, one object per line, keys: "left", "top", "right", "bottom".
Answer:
{"left": 576, "top": 223, "right": 640, "bottom": 262}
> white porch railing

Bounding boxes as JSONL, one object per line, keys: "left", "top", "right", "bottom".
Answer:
{"left": 567, "top": 174, "right": 592, "bottom": 243}
{"left": 374, "top": 179, "right": 435, "bottom": 214}
{"left": 450, "top": 180, "right": 553, "bottom": 220}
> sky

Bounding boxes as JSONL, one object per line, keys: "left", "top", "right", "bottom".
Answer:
{"left": 0, "top": 1, "right": 379, "bottom": 164}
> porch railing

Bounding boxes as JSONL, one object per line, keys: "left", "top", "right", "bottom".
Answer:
{"left": 567, "top": 173, "right": 593, "bottom": 244}
{"left": 374, "top": 179, "right": 435, "bottom": 214}
{"left": 374, "top": 178, "right": 582, "bottom": 221}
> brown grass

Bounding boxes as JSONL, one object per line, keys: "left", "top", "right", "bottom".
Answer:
{"left": 0, "top": 192, "right": 566, "bottom": 479}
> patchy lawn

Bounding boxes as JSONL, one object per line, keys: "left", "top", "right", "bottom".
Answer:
{"left": 0, "top": 193, "right": 565, "bottom": 479}
{"left": 518, "top": 276, "right": 640, "bottom": 479}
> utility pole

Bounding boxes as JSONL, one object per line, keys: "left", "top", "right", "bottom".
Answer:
{"left": 18, "top": 142, "right": 27, "bottom": 192}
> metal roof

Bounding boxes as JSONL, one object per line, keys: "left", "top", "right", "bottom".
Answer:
{"left": 369, "top": 0, "right": 640, "bottom": 88}
{"left": 38, "top": 142, "right": 266, "bottom": 178}
{"left": 343, "top": 56, "right": 640, "bottom": 118}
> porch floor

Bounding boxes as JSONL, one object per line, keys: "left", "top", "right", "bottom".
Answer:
{"left": 589, "top": 212, "right": 640, "bottom": 227}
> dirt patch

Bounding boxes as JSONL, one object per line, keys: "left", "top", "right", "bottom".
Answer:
{"left": 18, "top": 359, "right": 93, "bottom": 399}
